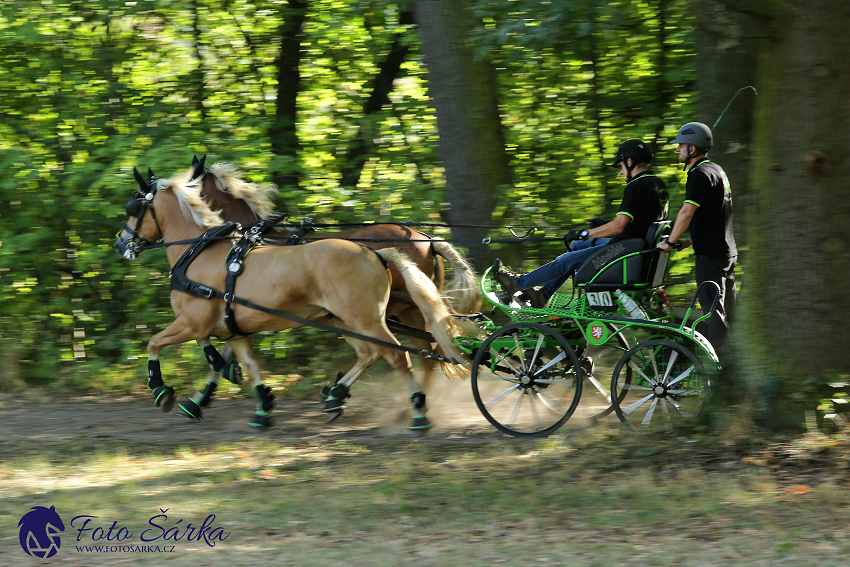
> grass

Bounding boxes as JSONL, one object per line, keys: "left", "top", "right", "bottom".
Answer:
{"left": 1, "top": 427, "right": 848, "bottom": 566}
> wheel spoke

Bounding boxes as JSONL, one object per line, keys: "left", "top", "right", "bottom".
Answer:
{"left": 527, "top": 332, "right": 546, "bottom": 370}
{"left": 627, "top": 359, "right": 656, "bottom": 386}
{"left": 532, "top": 388, "right": 568, "bottom": 416}
{"left": 666, "top": 365, "right": 696, "bottom": 388}
{"left": 512, "top": 333, "right": 528, "bottom": 373}
{"left": 533, "top": 377, "right": 576, "bottom": 388}
{"left": 490, "top": 346, "right": 522, "bottom": 375}
{"left": 622, "top": 393, "right": 656, "bottom": 416}
{"left": 586, "top": 374, "right": 612, "bottom": 403}
{"left": 506, "top": 389, "right": 525, "bottom": 426}
{"left": 640, "top": 397, "right": 660, "bottom": 425}
{"left": 484, "top": 383, "right": 522, "bottom": 408}
{"left": 531, "top": 351, "right": 567, "bottom": 376}
{"left": 660, "top": 349, "right": 679, "bottom": 384}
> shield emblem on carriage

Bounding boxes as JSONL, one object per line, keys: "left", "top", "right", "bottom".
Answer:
{"left": 585, "top": 321, "right": 609, "bottom": 346}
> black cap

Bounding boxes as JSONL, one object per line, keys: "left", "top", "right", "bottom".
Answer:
{"left": 611, "top": 139, "right": 653, "bottom": 168}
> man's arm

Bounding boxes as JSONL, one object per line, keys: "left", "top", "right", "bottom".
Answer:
{"left": 658, "top": 202, "right": 697, "bottom": 252}
{"left": 587, "top": 213, "right": 629, "bottom": 239}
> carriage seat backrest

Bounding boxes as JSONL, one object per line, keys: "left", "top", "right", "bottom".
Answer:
{"left": 573, "top": 221, "right": 671, "bottom": 288}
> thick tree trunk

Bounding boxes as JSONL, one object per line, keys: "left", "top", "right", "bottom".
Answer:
{"left": 742, "top": 0, "right": 850, "bottom": 430}
{"left": 695, "top": 2, "right": 760, "bottom": 241}
{"left": 413, "top": 0, "right": 511, "bottom": 269}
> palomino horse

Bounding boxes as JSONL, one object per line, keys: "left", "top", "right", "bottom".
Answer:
{"left": 179, "top": 156, "right": 480, "bottom": 401}
{"left": 114, "top": 164, "right": 469, "bottom": 430}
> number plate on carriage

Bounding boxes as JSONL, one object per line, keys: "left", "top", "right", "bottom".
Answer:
{"left": 586, "top": 291, "right": 615, "bottom": 310}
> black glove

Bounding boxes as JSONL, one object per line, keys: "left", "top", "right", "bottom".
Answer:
{"left": 564, "top": 229, "right": 585, "bottom": 245}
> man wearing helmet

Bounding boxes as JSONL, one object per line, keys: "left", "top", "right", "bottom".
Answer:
{"left": 494, "top": 139, "right": 669, "bottom": 307}
{"left": 659, "top": 122, "right": 737, "bottom": 350}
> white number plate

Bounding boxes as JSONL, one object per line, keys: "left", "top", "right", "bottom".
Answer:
{"left": 586, "top": 291, "right": 613, "bottom": 308}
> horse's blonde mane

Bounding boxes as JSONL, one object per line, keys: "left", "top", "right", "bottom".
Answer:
{"left": 158, "top": 169, "right": 224, "bottom": 228}
{"left": 206, "top": 162, "right": 278, "bottom": 220}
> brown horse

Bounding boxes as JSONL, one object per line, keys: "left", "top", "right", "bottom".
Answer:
{"left": 114, "top": 164, "right": 469, "bottom": 430}
{"left": 183, "top": 156, "right": 480, "bottom": 394}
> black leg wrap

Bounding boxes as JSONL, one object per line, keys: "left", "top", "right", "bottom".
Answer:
{"left": 319, "top": 372, "right": 344, "bottom": 402}
{"left": 203, "top": 345, "right": 226, "bottom": 372}
{"left": 411, "top": 391, "right": 427, "bottom": 411}
{"left": 324, "top": 382, "right": 350, "bottom": 413}
{"left": 147, "top": 360, "right": 174, "bottom": 413}
{"left": 248, "top": 385, "right": 275, "bottom": 429}
{"left": 147, "top": 360, "right": 163, "bottom": 390}
{"left": 221, "top": 360, "right": 243, "bottom": 384}
{"left": 255, "top": 384, "right": 275, "bottom": 413}
{"left": 199, "top": 381, "right": 218, "bottom": 407}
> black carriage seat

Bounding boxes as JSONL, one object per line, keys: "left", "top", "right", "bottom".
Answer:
{"left": 573, "top": 221, "right": 671, "bottom": 291}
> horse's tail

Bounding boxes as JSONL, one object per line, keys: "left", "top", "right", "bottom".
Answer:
{"left": 430, "top": 238, "right": 482, "bottom": 314}
{"left": 376, "top": 248, "right": 471, "bottom": 379}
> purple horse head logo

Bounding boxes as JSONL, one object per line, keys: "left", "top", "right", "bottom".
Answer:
{"left": 18, "top": 505, "right": 65, "bottom": 559}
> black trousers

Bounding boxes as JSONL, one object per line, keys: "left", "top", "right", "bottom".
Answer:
{"left": 694, "top": 255, "right": 737, "bottom": 351}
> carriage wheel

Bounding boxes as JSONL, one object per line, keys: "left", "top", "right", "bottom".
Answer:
{"left": 575, "top": 328, "right": 632, "bottom": 423}
{"left": 471, "top": 322, "right": 582, "bottom": 437}
{"left": 611, "top": 339, "right": 709, "bottom": 430}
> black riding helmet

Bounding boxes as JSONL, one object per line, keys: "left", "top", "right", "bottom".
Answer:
{"left": 611, "top": 139, "right": 653, "bottom": 181}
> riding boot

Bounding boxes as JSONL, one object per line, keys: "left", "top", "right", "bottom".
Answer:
{"left": 492, "top": 259, "right": 521, "bottom": 295}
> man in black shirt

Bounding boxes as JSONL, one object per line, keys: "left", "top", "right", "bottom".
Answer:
{"left": 495, "top": 139, "right": 668, "bottom": 307}
{"left": 659, "top": 122, "right": 737, "bottom": 350}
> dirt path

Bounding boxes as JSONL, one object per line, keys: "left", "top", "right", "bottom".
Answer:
{"left": 0, "top": 373, "right": 619, "bottom": 450}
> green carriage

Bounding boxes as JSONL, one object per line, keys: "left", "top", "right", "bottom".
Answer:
{"left": 453, "top": 221, "right": 721, "bottom": 437}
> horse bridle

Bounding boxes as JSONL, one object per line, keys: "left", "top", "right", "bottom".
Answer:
{"left": 121, "top": 167, "right": 165, "bottom": 259}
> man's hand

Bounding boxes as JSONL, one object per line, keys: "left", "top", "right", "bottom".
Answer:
{"left": 564, "top": 229, "right": 586, "bottom": 246}
{"left": 657, "top": 237, "right": 691, "bottom": 253}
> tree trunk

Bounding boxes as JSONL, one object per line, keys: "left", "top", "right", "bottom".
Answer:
{"left": 413, "top": 0, "right": 511, "bottom": 269}
{"left": 742, "top": 0, "right": 850, "bottom": 430}
{"left": 695, "top": 1, "right": 761, "bottom": 241}
{"left": 270, "top": 0, "right": 308, "bottom": 191}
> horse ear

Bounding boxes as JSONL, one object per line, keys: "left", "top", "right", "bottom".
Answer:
{"left": 191, "top": 154, "right": 207, "bottom": 181}
{"left": 147, "top": 167, "right": 157, "bottom": 180}
{"left": 133, "top": 167, "right": 149, "bottom": 191}
{"left": 192, "top": 155, "right": 199, "bottom": 167}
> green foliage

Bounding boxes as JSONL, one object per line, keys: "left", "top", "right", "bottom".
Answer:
{"left": 0, "top": 0, "right": 699, "bottom": 388}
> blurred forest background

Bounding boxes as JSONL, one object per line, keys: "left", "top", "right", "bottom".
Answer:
{"left": 1, "top": 0, "right": 847, "bottom": 432}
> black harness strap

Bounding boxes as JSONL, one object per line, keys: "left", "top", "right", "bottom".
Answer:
{"left": 170, "top": 223, "right": 239, "bottom": 300}
{"left": 284, "top": 217, "right": 315, "bottom": 245}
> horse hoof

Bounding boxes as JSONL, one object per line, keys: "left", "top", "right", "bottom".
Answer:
{"left": 176, "top": 399, "right": 202, "bottom": 421}
{"left": 409, "top": 416, "right": 433, "bottom": 432}
{"left": 325, "top": 411, "right": 343, "bottom": 423}
{"left": 249, "top": 412, "right": 273, "bottom": 429}
{"left": 153, "top": 386, "right": 175, "bottom": 413}
{"left": 323, "top": 397, "right": 347, "bottom": 414}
